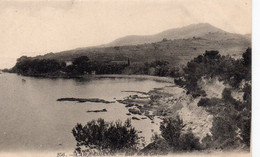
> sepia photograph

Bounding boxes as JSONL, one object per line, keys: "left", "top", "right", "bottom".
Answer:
{"left": 0, "top": 0, "right": 253, "bottom": 156}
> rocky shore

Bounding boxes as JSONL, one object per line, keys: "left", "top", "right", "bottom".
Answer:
{"left": 57, "top": 97, "right": 115, "bottom": 104}
{"left": 117, "top": 85, "right": 213, "bottom": 141}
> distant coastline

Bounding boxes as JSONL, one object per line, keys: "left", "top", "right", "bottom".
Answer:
{"left": 95, "top": 74, "right": 175, "bottom": 83}
{"left": 1, "top": 71, "right": 175, "bottom": 83}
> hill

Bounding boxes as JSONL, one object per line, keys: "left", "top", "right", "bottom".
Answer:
{"left": 106, "top": 23, "right": 225, "bottom": 46}
{"left": 34, "top": 24, "right": 250, "bottom": 66}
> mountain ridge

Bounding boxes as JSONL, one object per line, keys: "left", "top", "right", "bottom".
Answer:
{"left": 105, "top": 23, "right": 227, "bottom": 46}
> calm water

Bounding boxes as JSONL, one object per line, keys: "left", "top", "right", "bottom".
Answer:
{"left": 0, "top": 73, "right": 170, "bottom": 152}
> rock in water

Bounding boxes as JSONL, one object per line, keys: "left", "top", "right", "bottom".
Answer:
{"left": 132, "top": 117, "right": 140, "bottom": 120}
{"left": 128, "top": 108, "right": 142, "bottom": 115}
{"left": 87, "top": 109, "right": 107, "bottom": 113}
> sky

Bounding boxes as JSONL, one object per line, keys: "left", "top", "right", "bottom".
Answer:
{"left": 0, "top": 0, "right": 251, "bottom": 69}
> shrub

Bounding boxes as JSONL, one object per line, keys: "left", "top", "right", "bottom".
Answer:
{"left": 201, "top": 134, "right": 213, "bottom": 149}
{"left": 238, "top": 115, "right": 251, "bottom": 147}
{"left": 139, "top": 136, "right": 170, "bottom": 155}
{"left": 72, "top": 118, "right": 139, "bottom": 155}
{"left": 191, "top": 89, "right": 207, "bottom": 98}
{"left": 169, "top": 67, "right": 182, "bottom": 78}
{"left": 159, "top": 116, "right": 202, "bottom": 152}
{"left": 178, "top": 129, "right": 202, "bottom": 151}
{"left": 197, "top": 98, "right": 221, "bottom": 108}
{"left": 210, "top": 116, "right": 241, "bottom": 150}
{"left": 242, "top": 48, "right": 251, "bottom": 68}
{"left": 222, "top": 88, "right": 232, "bottom": 102}
{"left": 174, "top": 77, "right": 186, "bottom": 87}
{"left": 160, "top": 116, "right": 185, "bottom": 148}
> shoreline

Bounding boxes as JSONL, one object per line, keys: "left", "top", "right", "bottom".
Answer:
{"left": 2, "top": 72, "right": 175, "bottom": 83}
{"left": 94, "top": 74, "right": 175, "bottom": 83}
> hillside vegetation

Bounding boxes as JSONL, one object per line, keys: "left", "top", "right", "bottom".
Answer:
{"left": 172, "top": 48, "right": 251, "bottom": 151}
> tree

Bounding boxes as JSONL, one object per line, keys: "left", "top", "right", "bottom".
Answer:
{"left": 243, "top": 48, "right": 251, "bottom": 67}
{"left": 72, "top": 56, "right": 91, "bottom": 74}
{"left": 12, "top": 58, "right": 62, "bottom": 75}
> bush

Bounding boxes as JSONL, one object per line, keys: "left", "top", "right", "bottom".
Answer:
{"left": 72, "top": 118, "right": 139, "bottom": 155}
{"left": 191, "top": 89, "right": 207, "bottom": 98}
{"left": 222, "top": 88, "right": 232, "bottom": 102}
{"left": 197, "top": 98, "right": 221, "bottom": 108}
{"left": 178, "top": 129, "right": 202, "bottom": 151}
{"left": 210, "top": 116, "right": 241, "bottom": 150}
{"left": 159, "top": 116, "right": 202, "bottom": 152}
{"left": 238, "top": 115, "right": 251, "bottom": 147}
{"left": 139, "top": 137, "right": 171, "bottom": 155}
{"left": 140, "top": 116, "right": 202, "bottom": 155}
{"left": 169, "top": 67, "right": 182, "bottom": 78}
{"left": 160, "top": 116, "right": 184, "bottom": 148}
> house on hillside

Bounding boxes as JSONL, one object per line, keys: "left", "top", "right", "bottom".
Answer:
{"left": 65, "top": 61, "right": 73, "bottom": 66}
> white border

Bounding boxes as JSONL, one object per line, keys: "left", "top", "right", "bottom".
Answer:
{"left": 252, "top": 0, "right": 259, "bottom": 156}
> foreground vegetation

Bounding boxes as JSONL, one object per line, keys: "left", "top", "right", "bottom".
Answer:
{"left": 72, "top": 119, "right": 139, "bottom": 156}
{"left": 72, "top": 117, "right": 203, "bottom": 156}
